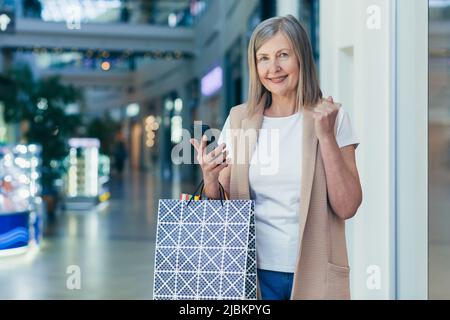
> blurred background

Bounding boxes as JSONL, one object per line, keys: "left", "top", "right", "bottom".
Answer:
{"left": 0, "top": 0, "right": 445, "bottom": 299}
{"left": 429, "top": 0, "right": 450, "bottom": 300}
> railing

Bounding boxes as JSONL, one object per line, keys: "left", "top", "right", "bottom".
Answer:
{"left": 10, "top": 0, "right": 209, "bottom": 28}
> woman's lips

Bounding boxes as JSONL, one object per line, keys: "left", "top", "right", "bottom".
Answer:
{"left": 268, "top": 75, "right": 288, "bottom": 83}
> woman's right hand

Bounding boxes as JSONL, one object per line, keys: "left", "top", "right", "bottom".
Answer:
{"left": 190, "top": 135, "right": 230, "bottom": 185}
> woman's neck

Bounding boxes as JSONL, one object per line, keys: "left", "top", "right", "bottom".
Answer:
{"left": 264, "top": 93, "right": 297, "bottom": 117}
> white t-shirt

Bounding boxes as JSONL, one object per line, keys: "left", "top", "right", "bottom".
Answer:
{"left": 218, "top": 107, "right": 359, "bottom": 272}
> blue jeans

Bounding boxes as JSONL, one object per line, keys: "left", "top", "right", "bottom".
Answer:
{"left": 257, "top": 269, "right": 294, "bottom": 300}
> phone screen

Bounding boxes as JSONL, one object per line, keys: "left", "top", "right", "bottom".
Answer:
{"left": 191, "top": 123, "right": 217, "bottom": 153}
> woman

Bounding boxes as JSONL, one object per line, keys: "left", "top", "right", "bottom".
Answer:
{"left": 190, "top": 15, "right": 362, "bottom": 300}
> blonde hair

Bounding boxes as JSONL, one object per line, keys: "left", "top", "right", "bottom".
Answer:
{"left": 247, "top": 14, "right": 322, "bottom": 115}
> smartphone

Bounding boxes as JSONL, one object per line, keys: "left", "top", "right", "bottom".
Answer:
{"left": 191, "top": 122, "right": 218, "bottom": 153}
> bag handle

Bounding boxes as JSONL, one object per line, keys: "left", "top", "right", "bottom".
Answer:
{"left": 217, "top": 182, "right": 229, "bottom": 203}
{"left": 186, "top": 179, "right": 228, "bottom": 206}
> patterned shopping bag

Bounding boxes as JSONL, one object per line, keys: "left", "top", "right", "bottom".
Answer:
{"left": 153, "top": 197, "right": 256, "bottom": 300}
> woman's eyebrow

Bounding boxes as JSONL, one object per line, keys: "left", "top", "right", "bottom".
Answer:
{"left": 256, "top": 48, "right": 291, "bottom": 56}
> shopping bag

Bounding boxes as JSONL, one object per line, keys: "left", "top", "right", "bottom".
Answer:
{"left": 153, "top": 182, "right": 256, "bottom": 300}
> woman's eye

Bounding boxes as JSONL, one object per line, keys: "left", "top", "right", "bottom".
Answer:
{"left": 280, "top": 52, "right": 288, "bottom": 58}
{"left": 258, "top": 57, "right": 268, "bottom": 62}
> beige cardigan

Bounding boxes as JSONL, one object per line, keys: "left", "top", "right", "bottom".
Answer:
{"left": 219, "top": 98, "right": 351, "bottom": 300}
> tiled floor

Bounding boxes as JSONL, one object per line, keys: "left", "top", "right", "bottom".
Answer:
{"left": 0, "top": 168, "right": 196, "bottom": 299}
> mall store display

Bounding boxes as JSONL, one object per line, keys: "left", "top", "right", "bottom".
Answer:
{"left": 63, "top": 138, "right": 110, "bottom": 210}
{"left": 0, "top": 144, "right": 43, "bottom": 256}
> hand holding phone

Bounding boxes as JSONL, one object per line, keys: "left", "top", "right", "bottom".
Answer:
{"left": 190, "top": 123, "right": 230, "bottom": 185}
{"left": 191, "top": 123, "right": 217, "bottom": 152}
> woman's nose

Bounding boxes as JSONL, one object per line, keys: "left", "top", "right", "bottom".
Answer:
{"left": 267, "top": 58, "right": 281, "bottom": 73}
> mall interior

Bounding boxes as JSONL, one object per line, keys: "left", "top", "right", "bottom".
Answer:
{"left": 0, "top": 0, "right": 448, "bottom": 299}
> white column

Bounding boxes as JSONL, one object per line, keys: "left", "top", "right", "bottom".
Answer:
{"left": 320, "top": 0, "right": 428, "bottom": 299}
{"left": 395, "top": 0, "right": 428, "bottom": 300}
{"left": 320, "top": 0, "right": 395, "bottom": 299}
{"left": 277, "top": 0, "right": 299, "bottom": 18}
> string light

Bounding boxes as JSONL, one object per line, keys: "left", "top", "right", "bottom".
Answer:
{"left": 145, "top": 115, "right": 159, "bottom": 148}
{"left": 101, "top": 61, "right": 111, "bottom": 71}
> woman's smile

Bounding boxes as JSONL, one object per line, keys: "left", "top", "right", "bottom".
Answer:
{"left": 267, "top": 75, "right": 288, "bottom": 84}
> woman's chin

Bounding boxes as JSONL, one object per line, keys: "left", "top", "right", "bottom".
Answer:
{"left": 267, "top": 87, "right": 290, "bottom": 97}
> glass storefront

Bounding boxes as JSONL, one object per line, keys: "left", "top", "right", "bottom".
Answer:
{"left": 298, "top": 0, "right": 320, "bottom": 64}
{"left": 225, "top": 37, "right": 243, "bottom": 117}
{"left": 429, "top": 0, "right": 450, "bottom": 300}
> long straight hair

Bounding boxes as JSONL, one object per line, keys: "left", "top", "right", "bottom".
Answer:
{"left": 247, "top": 14, "right": 322, "bottom": 115}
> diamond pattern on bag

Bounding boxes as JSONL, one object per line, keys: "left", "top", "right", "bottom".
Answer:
{"left": 154, "top": 271, "right": 176, "bottom": 298}
{"left": 179, "top": 223, "right": 202, "bottom": 247}
{"left": 177, "top": 271, "right": 198, "bottom": 296}
{"left": 202, "top": 223, "right": 225, "bottom": 247}
{"left": 177, "top": 247, "right": 200, "bottom": 271}
{"left": 200, "top": 248, "right": 223, "bottom": 271}
{"left": 221, "top": 273, "right": 244, "bottom": 298}
{"left": 155, "top": 247, "right": 177, "bottom": 271}
{"left": 158, "top": 200, "right": 182, "bottom": 223}
{"left": 204, "top": 202, "right": 227, "bottom": 224}
{"left": 182, "top": 201, "right": 204, "bottom": 223}
{"left": 223, "top": 248, "right": 246, "bottom": 273}
{"left": 155, "top": 222, "right": 179, "bottom": 247}
{"left": 225, "top": 223, "right": 248, "bottom": 247}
